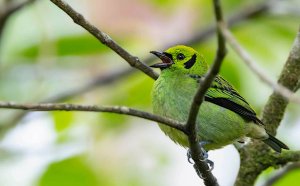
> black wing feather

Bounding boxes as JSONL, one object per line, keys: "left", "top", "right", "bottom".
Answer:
{"left": 190, "top": 75, "right": 263, "bottom": 124}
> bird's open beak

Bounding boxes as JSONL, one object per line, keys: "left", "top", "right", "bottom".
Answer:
{"left": 150, "top": 51, "right": 173, "bottom": 68}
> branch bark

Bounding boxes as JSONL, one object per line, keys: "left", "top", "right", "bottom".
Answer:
{"left": 185, "top": 0, "right": 226, "bottom": 185}
{"left": 49, "top": 0, "right": 158, "bottom": 80}
{"left": 235, "top": 27, "right": 300, "bottom": 186}
{"left": 0, "top": 101, "right": 186, "bottom": 132}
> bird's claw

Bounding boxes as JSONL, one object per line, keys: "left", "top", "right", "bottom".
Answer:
{"left": 187, "top": 149, "right": 194, "bottom": 164}
{"left": 187, "top": 141, "right": 214, "bottom": 178}
{"left": 187, "top": 141, "right": 210, "bottom": 162}
{"left": 198, "top": 141, "right": 214, "bottom": 171}
{"left": 206, "top": 159, "right": 214, "bottom": 172}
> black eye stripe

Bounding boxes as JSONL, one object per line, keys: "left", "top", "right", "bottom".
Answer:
{"left": 184, "top": 54, "right": 197, "bottom": 69}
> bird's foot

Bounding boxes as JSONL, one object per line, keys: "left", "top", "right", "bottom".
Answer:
{"left": 187, "top": 141, "right": 214, "bottom": 177}
{"left": 187, "top": 141, "right": 210, "bottom": 161}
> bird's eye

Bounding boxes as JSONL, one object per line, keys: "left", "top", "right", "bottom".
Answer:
{"left": 177, "top": 53, "right": 185, "bottom": 60}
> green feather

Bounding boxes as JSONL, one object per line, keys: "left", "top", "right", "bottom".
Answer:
{"left": 191, "top": 75, "right": 261, "bottom": 124}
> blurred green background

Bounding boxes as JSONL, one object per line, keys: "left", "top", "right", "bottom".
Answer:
{"left": 0, "top": 0, "right": 299, "bottom": 186}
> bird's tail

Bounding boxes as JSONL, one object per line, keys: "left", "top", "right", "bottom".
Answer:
{"left": 263, "top": 133, "right": 289, "bottom": 153}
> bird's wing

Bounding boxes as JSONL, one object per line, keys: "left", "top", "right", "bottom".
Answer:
{"left": 191, "top": 75, "right": 262, "bottom": 124}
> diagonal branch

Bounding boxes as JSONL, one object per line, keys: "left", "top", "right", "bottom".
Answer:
{"left": 185, "top": 0, "right": 226, "bottom": 185}
{"left": 186, "top": 2, "right": 226, "bottom": 131}
{"left": 220, "top": 25, "right": 300, "bottom": 105}
{"left": 0, "top": 101, "right": 186, "bottom": 132}
{"left": 49, "top": 0, "right": 158, "bottom": 80}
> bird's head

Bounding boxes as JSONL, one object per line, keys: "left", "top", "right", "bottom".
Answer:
{"left": 150, "top": 45, "right": 208, "bottom": 75}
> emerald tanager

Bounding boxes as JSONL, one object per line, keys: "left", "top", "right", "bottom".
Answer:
{"left": 150, "top": 45, "right": 288, "bottom": 154}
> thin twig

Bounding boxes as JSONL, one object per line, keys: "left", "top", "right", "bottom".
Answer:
{"left": 0, "top": 101, "right": 186, "bottom": 132}
{"left": 49, "top": 0, "right": 158, "bottom": 80}
{"left": 220, "top": 25, "right": 300, "bottom": 104}
{"left": 186, "top": 3, "right": 226, "bottom": 131}
{"left": 0, "top": 68, "right": 136, "bottom": 134}
{"left": 185, "top": 0, "right": 226, "bottom": 185}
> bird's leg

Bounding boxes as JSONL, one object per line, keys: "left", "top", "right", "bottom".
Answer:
{"left": 187, "top": 141, "right": 214, "bottom": 176}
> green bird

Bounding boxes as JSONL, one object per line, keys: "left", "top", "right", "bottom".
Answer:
{"left": 150, "top": 45, "right": 288, "bottom": 155}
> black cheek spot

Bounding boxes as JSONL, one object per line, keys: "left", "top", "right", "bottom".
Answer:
{"left": 184, "top": 54, "right": 197, "bottom": 69}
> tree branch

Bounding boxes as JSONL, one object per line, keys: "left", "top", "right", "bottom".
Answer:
{"left": 49, "top": 0, "right": 158, "bottom": 80}
{"left": 185, "top": 0, "right": 226, "bottom": 185}
{"left": 220, "top": 24, "right": 300, "bottom": 105}
{"left": 235, "top": 27, "right": 300, "bottom": 186}
{"left": 0, "top": 101, "right": 186, "bottom": 132}
{"left": 271, "top": 151, "right": 300, "bottom": 166}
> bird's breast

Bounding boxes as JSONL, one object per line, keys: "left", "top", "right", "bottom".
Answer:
{"left": 152, "top": 73, "right": 247, "bottom": 149}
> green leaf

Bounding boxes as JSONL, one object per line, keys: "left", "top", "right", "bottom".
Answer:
{"left": 52, "top": 111, "right": 74, "bottom": 132}
{"left": 55, "top": 35, "right": 108, "bottom": 56}
{"left": 99, "top": 113, "right": 129, "bottom": 131}
{"left": 96, "top": 73, "right": 153, "bottom": 132}
{"left": 107, "top": 73, "right": 153, "bottom": 107}
{"left": 18, "top": 34, "right": 108, "bottom": 60}
{"left": 273, "top": 168, "right": 300, "bottom": 186}
{"left": 38, "top": 156, "right": 104, "bottom": 186}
